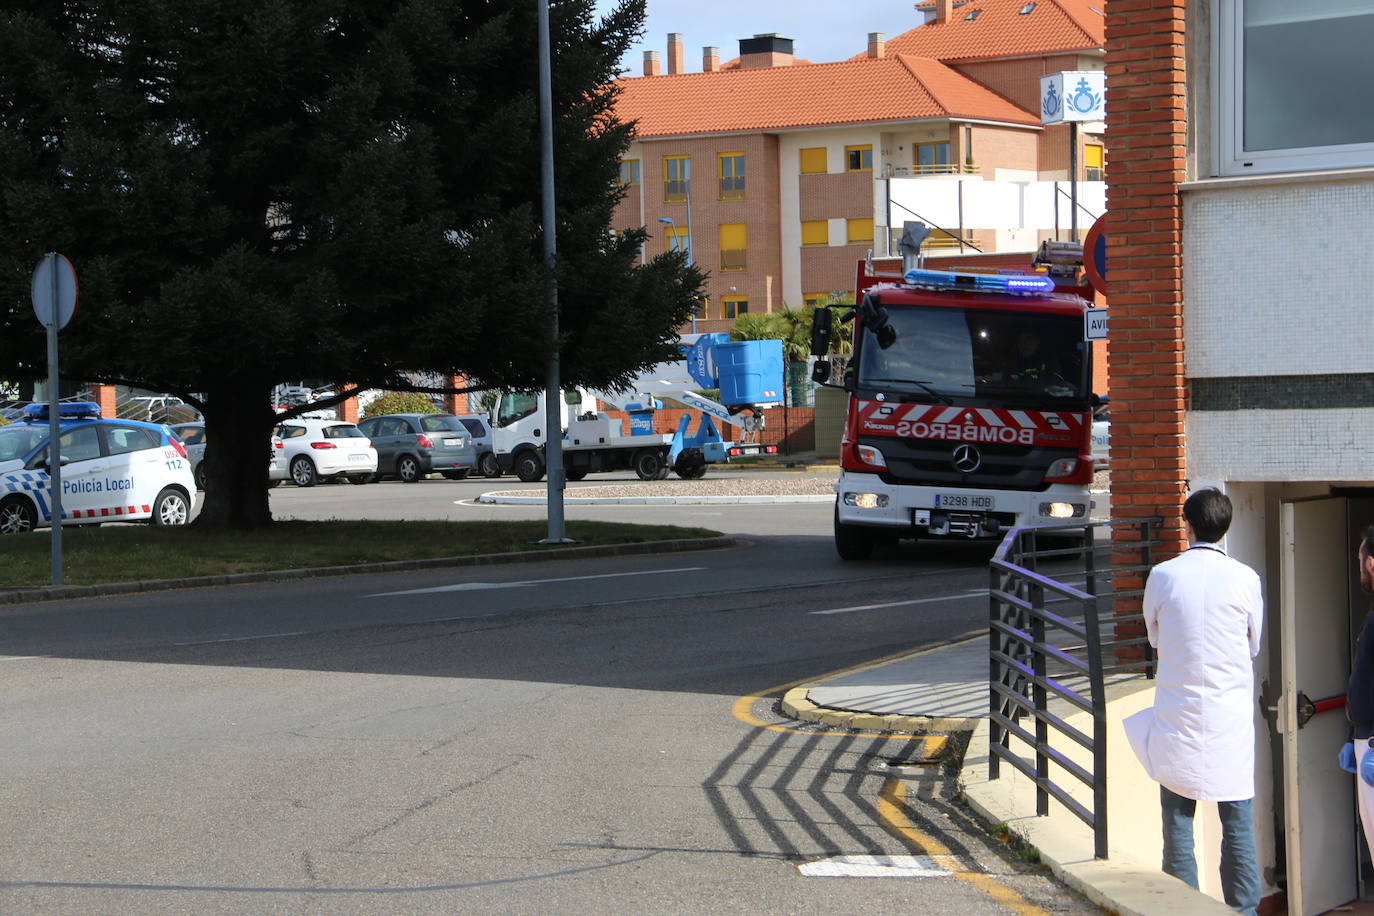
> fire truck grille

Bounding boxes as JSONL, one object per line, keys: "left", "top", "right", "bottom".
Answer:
{"left": 862, "top": 436, "right": 1077, "bottom": 491}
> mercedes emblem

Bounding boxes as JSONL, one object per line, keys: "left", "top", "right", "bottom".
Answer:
{"left": 952, "top": 444, "right": 981, "bottom": 473}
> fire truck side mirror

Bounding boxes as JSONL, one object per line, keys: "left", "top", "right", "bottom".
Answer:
{"left": 810, "top": 307, "right": 833, "bottom": 356}
{"left": 811, "top": 360, "right": 831, "bottom": 384}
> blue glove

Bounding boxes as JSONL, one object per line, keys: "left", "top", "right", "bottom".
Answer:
{"left": 1362, "top": 744, "right": 1374, "bottom": 787}
{"left": 1341, "top": 741, "right": 1358, "bottom": 774}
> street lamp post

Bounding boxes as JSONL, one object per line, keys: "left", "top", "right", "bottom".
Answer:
{"left": 658, "top": 210, "right": 696, "bottom": 332}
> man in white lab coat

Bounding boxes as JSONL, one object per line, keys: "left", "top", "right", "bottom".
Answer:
{"left": 1130, "top": 487, "right": 1263, "bottom": 914}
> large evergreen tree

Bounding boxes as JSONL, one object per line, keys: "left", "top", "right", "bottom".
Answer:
{"left": 0, "top": 0, "right": 699, "bottom": 528}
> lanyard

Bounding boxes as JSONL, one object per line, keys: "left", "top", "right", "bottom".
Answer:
{"left": 1187, "top": 543, "right": 1226, "bottom": 555}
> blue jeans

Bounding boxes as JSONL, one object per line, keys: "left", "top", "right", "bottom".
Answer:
{"left": 1160, "top": 786, "right": 1261, "bottom": 915}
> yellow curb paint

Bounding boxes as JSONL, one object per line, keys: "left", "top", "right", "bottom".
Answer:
{"left": 878, "top": 779, "right": 1051, "bottom": 916}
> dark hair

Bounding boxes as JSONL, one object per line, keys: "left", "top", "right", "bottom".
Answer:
{"left": 1183, "top": 487, "right": 1232, "bottom": 543}
{"left": 1360, "top": 525, "right": 1374, "bottom": 560}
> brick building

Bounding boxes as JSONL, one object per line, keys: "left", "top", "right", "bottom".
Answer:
{"left": 1106, "top": 0, "right": 1374, "bottom": 910}
{"left": 612, "top": 0, "right": 1107, "bottom": 332}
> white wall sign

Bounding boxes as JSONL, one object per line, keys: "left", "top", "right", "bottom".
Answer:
{"left": 1085, "top": 308, "right": 1108, "bottom": 340}
{"left": 1040, "top": 71, "right": 1106, "bottom": 125}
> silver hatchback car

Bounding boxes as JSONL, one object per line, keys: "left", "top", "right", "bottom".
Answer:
{"left": 357, "top": 413, "right": 477, "bottom": 482}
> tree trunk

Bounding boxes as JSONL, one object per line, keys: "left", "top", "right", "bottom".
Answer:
{"left": 194, "top": 384, "right": 276, "bottom": 530}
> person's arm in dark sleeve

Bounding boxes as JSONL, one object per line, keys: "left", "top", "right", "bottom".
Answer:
{"left": 1347, "top": 610, "right": 1374, "bottom": 737}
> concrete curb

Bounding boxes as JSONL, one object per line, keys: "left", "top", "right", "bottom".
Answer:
{"left": 780, "top": 686, "right": 978, "bottom": 736}
{"left": 0, "top": 535, "right": 744, "bottom": 608}
{"left": 478, "top": 493, "right": 833, "bottom": 506}
{"left": 958, "top": 717, "right": 1236, "bottom": 916}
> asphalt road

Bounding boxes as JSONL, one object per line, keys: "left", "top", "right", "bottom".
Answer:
{"left": 1, "top": 474, "right": 1096, "bottom": 913}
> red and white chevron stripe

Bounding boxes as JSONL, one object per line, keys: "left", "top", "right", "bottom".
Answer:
{"left": 66, "top": 504, "right": 151, "bottom": 519}
{"left": 855, "top": 400, "right": 1085, "bottom": 447}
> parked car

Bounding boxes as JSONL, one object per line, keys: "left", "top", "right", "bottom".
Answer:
{"left": 0, "top": 401, "right": 195, "bottom": 533}
{"left": 274, "top": 418, "right": 377, "bottom": 487}
{"left": 454, "top": 414, "right": 500, "bottom": 477}
{"left": 170, "top": 421, "right": 208, "bottom": 489}
{"left": 356, "top": 413, "right": 476, "bottom": 482}
{"left": 1091, "top": 399, "right": 1109, "bottom": 467}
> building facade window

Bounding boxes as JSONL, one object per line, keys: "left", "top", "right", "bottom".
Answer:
{"left": 1084, "top": 143, "right": 1104, "bottom": 180}
{"left": 663, "top": 225, "right": 691, "bottom": 261}
{"left": 663, "top": 155, "right": 691, "bottom": 202}
{"left": 719, "top": 223, "right": 747, "bottom": 271}
{"left": 845, "top": 145, "right": 873, "bottom": 171}
{"left": 619, "top": 159, "right": 641, "bottom": 185}
{"left": 801, "top": 220, "right": 828, "bottom": 247}
{"left": 1215, "top": 0, "right": 1374, "bottom": 175}
{"left": 846, "top": 217, "right": 873, "bottom": 244}
{"left": 718, "top": 152, "right": 745, "bottom": 199}
{"left": 914, "top": 142, "right": 952, "bottom": 173}
{"left": 800, "top": 147, "right": 827, "bottom": 174}
{"left": 722, "top": 296, "right": 749, "bottom": 319}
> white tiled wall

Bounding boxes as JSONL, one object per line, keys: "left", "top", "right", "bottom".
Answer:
{"left": 1187, "top": 408, "right": 1374, "bottom": 480}
{"left": 1182, "top": 178, "right": 1374, "bottom": 379}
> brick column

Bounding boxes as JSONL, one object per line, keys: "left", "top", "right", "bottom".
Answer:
{"left": 91, "top": 383, "right": 118, "bottom": 418}
{"left": 1104, "top": 0, "right": 1189, "bottom": 632}
{"left": 339, "top": 390, "right": 359, "bottom": 423}
{"left": 443, "top": 374, "right": 469, "bottom": 415}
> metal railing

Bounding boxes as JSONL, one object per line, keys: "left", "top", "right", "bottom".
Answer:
{"left": 987, "top": 518, "right": 1161, "bottom": 859}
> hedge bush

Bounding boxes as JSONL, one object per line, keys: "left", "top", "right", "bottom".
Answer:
{"left": 362, "top": 391, "right": 438, "bottom": 419}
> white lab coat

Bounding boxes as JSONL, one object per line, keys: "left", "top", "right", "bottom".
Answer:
{"left": 1125, "top": 543, "right": 1264, "bottom": 802}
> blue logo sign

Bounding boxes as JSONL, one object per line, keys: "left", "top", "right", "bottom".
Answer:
{"left": 1042, "top": 83, "right": 1061, "bottom": 119}
{"left": 1067, "top": 77, "right": 1102, "bottom": 116}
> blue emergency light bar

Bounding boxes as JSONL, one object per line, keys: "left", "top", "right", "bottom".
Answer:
{"left": 21, "top": 401, "right": 102, "bottom": 421}
{"left": 902, "top": 268, "right": 1056, "bottom": 296}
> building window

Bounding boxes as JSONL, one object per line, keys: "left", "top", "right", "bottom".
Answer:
{"left": 846, "top": 217, "right": 873, "bottom": 244}
{"left": 800, "top": 147, "right": 827, "bottom": 174}
{"left": 914, "top": 142, "right": 952, "bottom": 174}
{"left": 845, "top": 145, "right": 873, "bottom": 172}
{"left": 719, "top": 223, "right": 747, "bottom": 271}
{"left": 723, "top": 296, "right": 749, "bottom": 319}
{"left": 1084, "top": 143, "right": 1104, "bottom": 181}
{"left": 718, "top": 152, "right": 745, "bottom": 200}
{"left": 1216, "top": 0, "right": 1374, "bottom": 175}
{"left": 662, "top": 224, "right": 691, "bottom": 261}
{"left": 619, "top": 159, "right": 640, "bottom": 186}
{"left": 663, "top": 156, "right": 690, "bottom": 202}
{"left": 801, "top": 220, "right": 829, "bottom": 247}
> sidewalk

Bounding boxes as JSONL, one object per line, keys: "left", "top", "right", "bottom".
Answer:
{"left": 782, "top": 637, "right": 1237, "bottom": 916}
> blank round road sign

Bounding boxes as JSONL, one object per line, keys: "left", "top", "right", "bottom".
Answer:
{"left": 31, "top": 253, "right": 78, "bottom": 330}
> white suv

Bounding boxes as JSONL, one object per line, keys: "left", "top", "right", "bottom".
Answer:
{"left": 273, "top": 418, "right": 377, "bottom": 487}
{"left": 0, "top": 402, "right": 196, "bottom": 533}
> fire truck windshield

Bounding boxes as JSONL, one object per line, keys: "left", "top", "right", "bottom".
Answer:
{"left": 856, "top": 306, "right": 1087, "bottom": 404}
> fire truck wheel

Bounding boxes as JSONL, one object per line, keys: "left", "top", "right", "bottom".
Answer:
{"left": 833, "top": 506, "right": 875, "bottom": 561}
{"left": 514, "top": 450, "right": 545, "bottom": 483}
{"left": 633, "top": 449, "right": 666, "bottom": 481}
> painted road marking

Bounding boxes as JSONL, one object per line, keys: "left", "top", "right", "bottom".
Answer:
{"left": 367, "top": 567, "right": 707, "bottom": 598}
{"left": 798, "top": 854, "right": 948, "bottom": 878}
{"left": 810, "top": 590, "right": 986, "bottom": 615}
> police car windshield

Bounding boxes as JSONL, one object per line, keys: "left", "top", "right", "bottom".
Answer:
{"left": 857, "top": 306, "right": 1087, "bottom": 404}
{"left": 0, "top": 425, "right": 47, "bottom": 462}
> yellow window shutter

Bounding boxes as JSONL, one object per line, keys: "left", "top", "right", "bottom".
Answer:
{"left": 799, "top": 147, "right": 827, "bottom": 174}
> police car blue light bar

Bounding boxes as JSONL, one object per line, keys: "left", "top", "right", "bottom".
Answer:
{"left": 21, "top": 401, "right": 102, "bottom": 421}
{"left": 902, "top": 268, "right": 1056, "bottom": 296}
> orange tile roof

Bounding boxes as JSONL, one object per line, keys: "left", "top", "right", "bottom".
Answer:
{"left": 615, "top": 54, "right": 1038, "bottom": 139}
{"left": 867, "top": 0, "right": 1104, "bottom": 62}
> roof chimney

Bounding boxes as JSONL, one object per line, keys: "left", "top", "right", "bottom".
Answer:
{"left": 867, "top": 32, "right": 886, "bottom": 59}
{"left": 935, "top": 0, "right": 955, "bottom": 23}
{"left": 643, "top": 50, "right": 661, "bottom": 77}
{"left": 667, "top": 33, "right": 684, "bottom": 75}
{"left": 738, "top": 33, "right": 795, "bottom": 69}
{"left": 703, "top": 46, "right": 720, "bottom": 72}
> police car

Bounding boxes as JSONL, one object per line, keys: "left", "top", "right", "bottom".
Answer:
{"left": 0, "top": 402, "right": 196, "bottom": 534}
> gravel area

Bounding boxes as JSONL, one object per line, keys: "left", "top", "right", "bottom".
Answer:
{"left": 486, "top": 474, "right": 839, "bottom": 500}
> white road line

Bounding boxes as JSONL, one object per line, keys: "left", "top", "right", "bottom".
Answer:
{"left": 0, "top": 655, "right": 53, "bottom": 662}
{"left": 172, "top": 631, "right": 310, "bottom": 646}
{"left": 367, "top": 566, "right": 707, "bottom": 598}
{"left": 810, "top": 589, "right": 986, "bottom": 616}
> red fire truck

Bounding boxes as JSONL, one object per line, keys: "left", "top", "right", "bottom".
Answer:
{"left": 810, "top": 240, "right": 1097, "bottom": 560}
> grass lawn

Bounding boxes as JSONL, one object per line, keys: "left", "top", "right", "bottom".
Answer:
{"left": 4, "top": 520, "right": 723, "bottom": 588}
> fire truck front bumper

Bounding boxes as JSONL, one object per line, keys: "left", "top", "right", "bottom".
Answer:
{"left": 833, "top": 472, "right": 1093, "bottom": 539}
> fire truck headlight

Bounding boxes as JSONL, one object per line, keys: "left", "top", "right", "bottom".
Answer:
{"left": 855, "top": 444, "right": 887, "bottom": 468}
{"left": 1040, "top": 501, "right": 1086, "bottom": 519}
{"left": 844, "top": 492, "right": 889, "bottom": 509}
{"left": 1046, "top": 458, "right": 1078, "bottom": 478}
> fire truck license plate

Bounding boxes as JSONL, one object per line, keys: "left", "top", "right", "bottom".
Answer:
{"left": 934, "top": 493, "right": 994, "bottom": 510}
